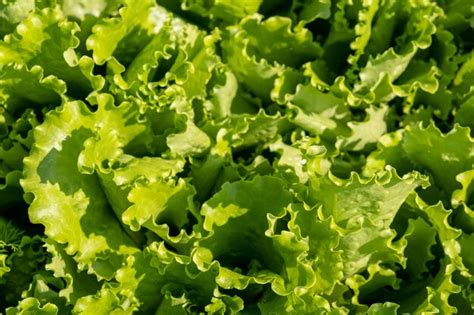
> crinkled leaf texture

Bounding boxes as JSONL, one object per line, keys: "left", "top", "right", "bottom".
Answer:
{"left": 0, "top": 0, "right": 473, "bottom": 313}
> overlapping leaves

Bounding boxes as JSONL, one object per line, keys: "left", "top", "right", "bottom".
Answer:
{"left": 1, "top": 0, "right": 473, "bottom": 314}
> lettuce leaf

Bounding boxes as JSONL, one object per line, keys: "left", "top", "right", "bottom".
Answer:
{"left": 1, "top": 0, "right": 473, "bottom": 313}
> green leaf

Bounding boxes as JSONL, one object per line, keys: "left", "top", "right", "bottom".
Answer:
{"left": 6, "top": 297, "right": 58, "bottom": 315}
{"left": 167, "top": 120, "right": 211, "bottom": 157}
{"left": 73, "top": 288, "right": 133, "bottom": 315}
{"left": 2, "top": 0, "right": 474, "bottom": 312}
{"left": 182, "top": 0, "right": 263, "bottom": 24}
{"left": 59, "top": 0, "right": 122, "bottom": 21}
{"left": 0, "top": 0, "right": 35, "bottom": 36}
{"left": 0, "top": 234, "right": 48, "bottom": 309}
{"left": 289, "top": 204, "right": 343, "bottom": 295}
{"left": 459, "top": 233, "right": 474, "bottom": 275}
{"left": 367, "top": 302, "right": 399, "bottom": 315}
{"left": 0, "top": 64, "right": 65, "bottom": 115}
{"left": 44, "top": 240, "right": 100, "bottom": 305}
{"left": 401, "top": 217, "right": 437, "bottom": 279}
{"left": 0, "top": 8, "right": 102, "bottom": 97}
{"left": 270, "top": 137, "right": 330, "bottom": 183}
{"left": 196, "top": 176, "right": 313, "bottom": 295}
{"left": 309, "top": 168, "right": 428, "bottom": 275}
{"left": 346, "top": 263, "right": 400, "bottom": 308}
{"left": 287, "top": 83, "right": 351, "bottom": 141}
{"left": 21, "top": 96, "right": 145, "bottom": 278}
{"left": 336, "top": 105, "right": 388, "bottom": 152}
{"left": 290, "top": 0, "right": 331, "bottom": 24}
{"left": 124, "top": 178, "right": 195, "bottom": 234}
{"left": 111, "top": 242, "right": 220, "bottom": 314}
{"left": 86, "top": 0, "right": 157, "bottom": 65}
{"left": 402, "top": 123, "right": 474, "bottom": 196}
{"left": 455, "top": 94, "right": 474, "bottom": 130}
{"left": 221, "top": 15, "right": 320, "bottom": 101}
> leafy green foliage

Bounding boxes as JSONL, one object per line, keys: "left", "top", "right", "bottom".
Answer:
{"left": 0, "top": 0, "right": 473, "bottom": 313}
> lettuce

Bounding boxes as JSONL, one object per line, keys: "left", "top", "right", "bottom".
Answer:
{"left": 1, "top": 0, "right": 473, "bottom": 313}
